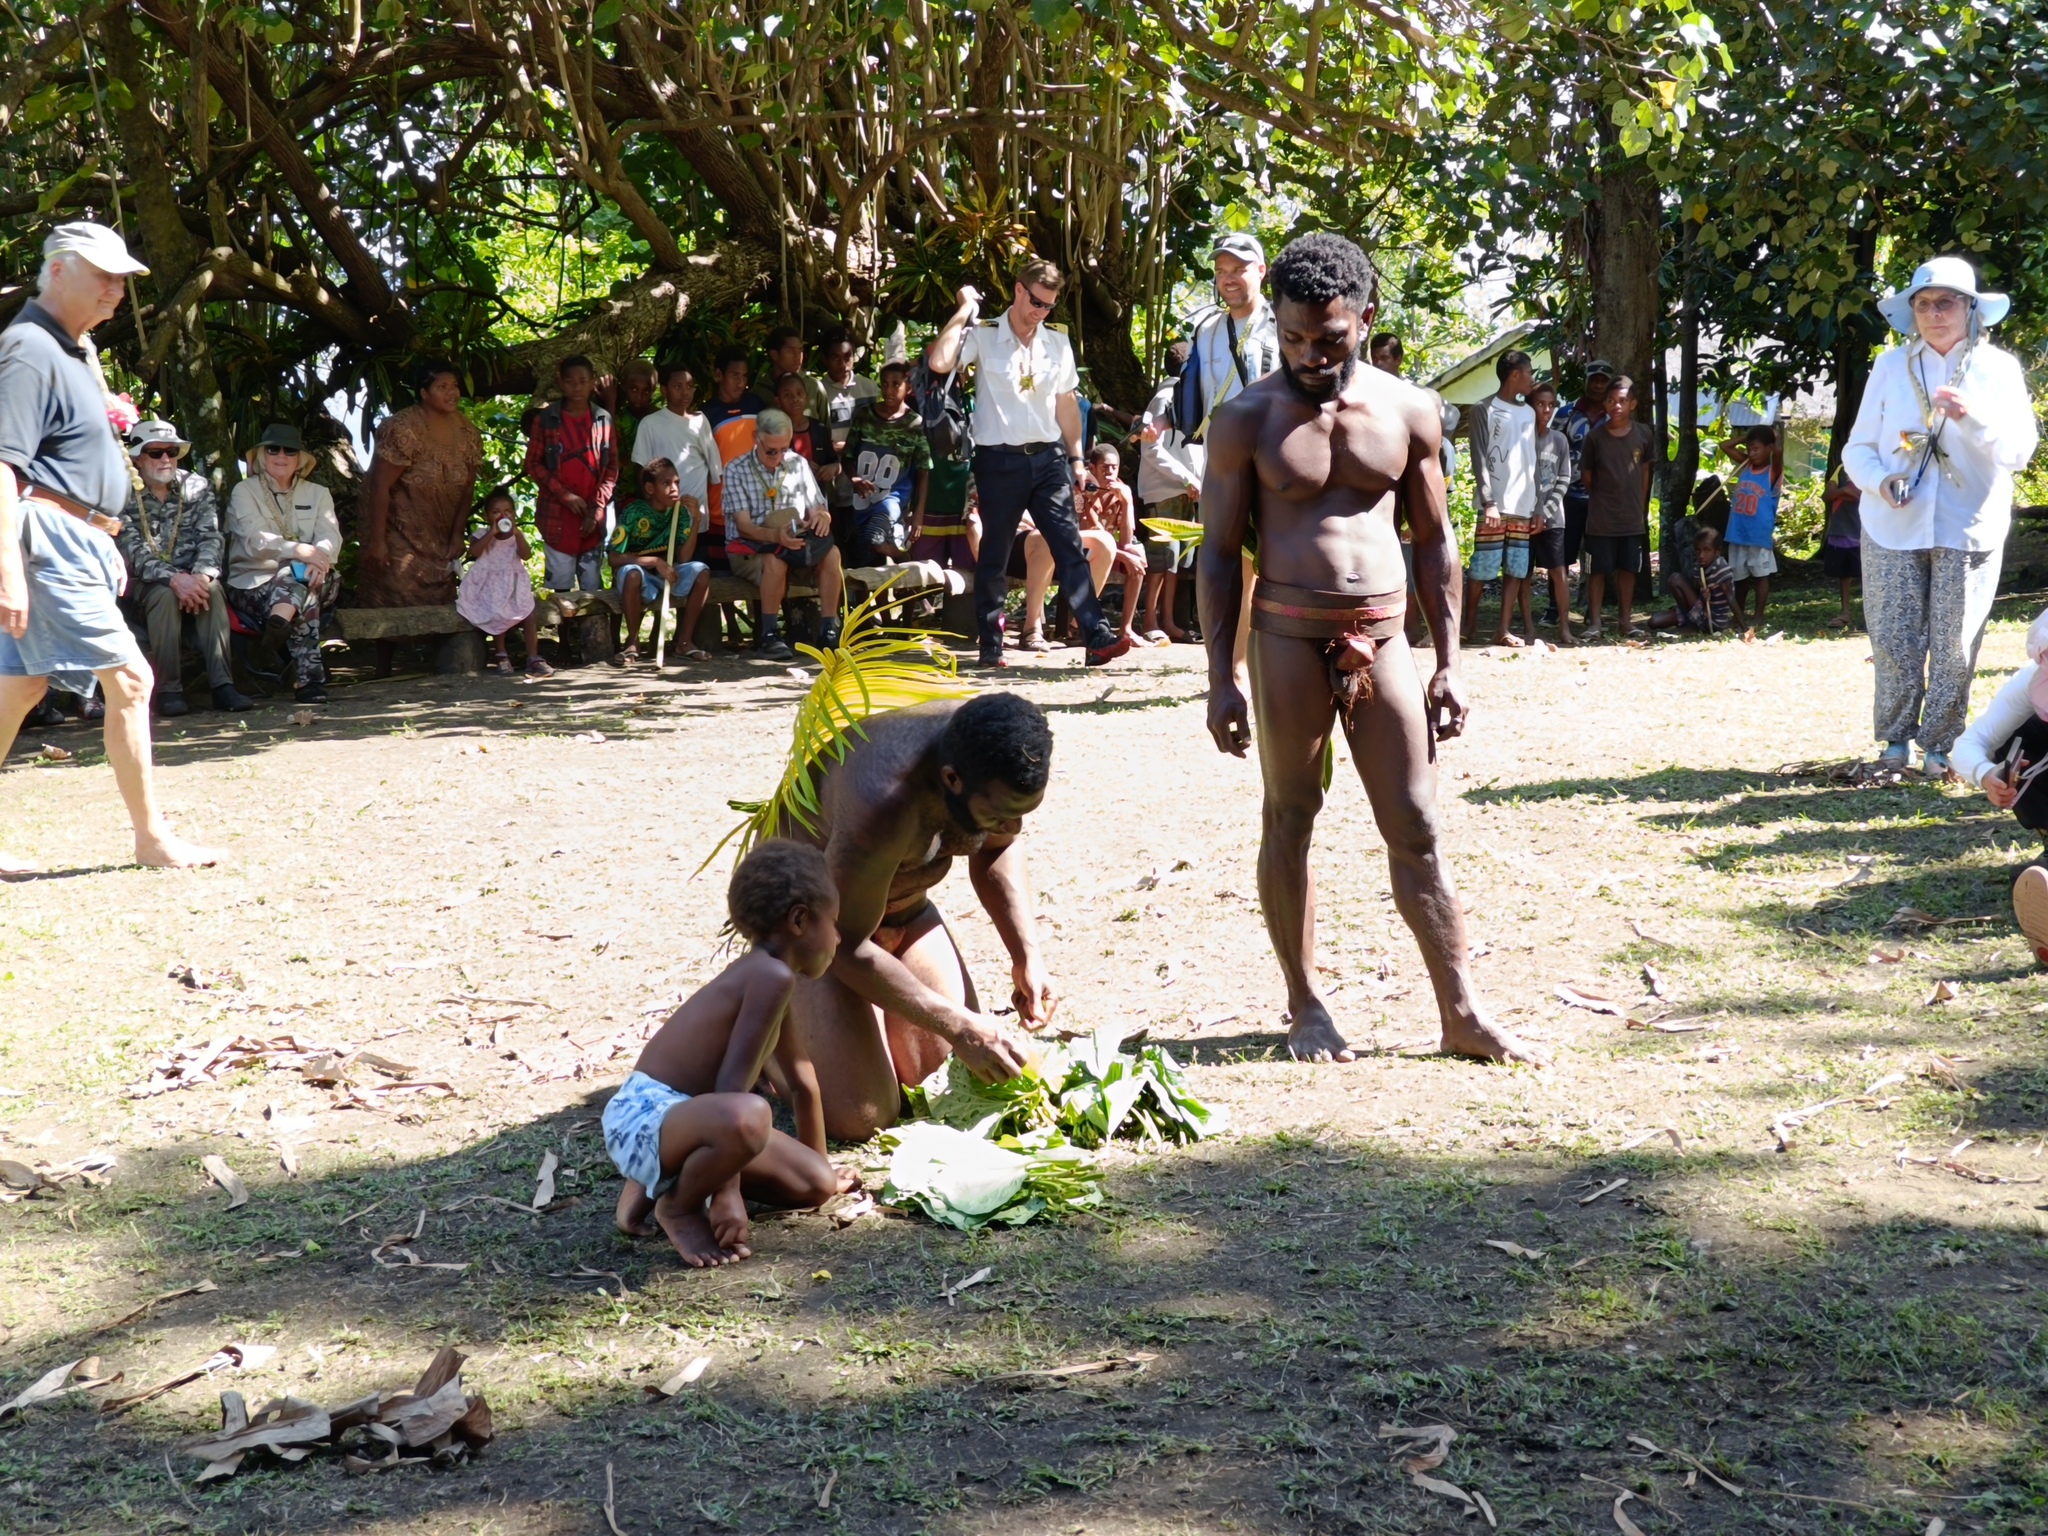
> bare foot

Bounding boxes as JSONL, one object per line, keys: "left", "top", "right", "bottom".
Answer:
{"left": 1440, "top": 1010, "right": 1550, "bottom": 1067}
{"left": 135, "top": 831, "right": 222, "bottom": 869}
{"left": 1492, "top": 631, "right": 1526, "bottom": 648}
{"left": 654, "top": 1195, "right": 739, "bottom": 1268}
{"left": 1284, "top": 1002, "right": 1356, "bottom": 1064}
{"left": 615, "top": 1180, "right": 655, "bottom": 1237}
{"left": 834, "top": 1167, "right": 863, "bottom": 1196}
{"left": 1555, "top": 631, "right": 1577, "bottom": 647}
{"left": 707, "top": 1185, "right": 753, "bottom": 1260}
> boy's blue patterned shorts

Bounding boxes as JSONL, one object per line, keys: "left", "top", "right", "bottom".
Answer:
{"left": 602, "top": 1070, "right": 692, "bottom": 1197}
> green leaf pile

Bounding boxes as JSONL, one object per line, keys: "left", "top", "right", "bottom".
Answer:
{"left": 877, "top": 1122, "right": 1101, "bottom": 1231}
{"left": 883, "top": 1029, "right": 1223, "bottom": 1228}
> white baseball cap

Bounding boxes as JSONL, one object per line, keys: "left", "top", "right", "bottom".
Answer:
{"left": 42, "top": 221, "right": 149, "bottom": 277}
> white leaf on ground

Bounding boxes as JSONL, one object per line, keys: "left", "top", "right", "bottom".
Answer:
{"left": 1578, "top": 1178, "right": 1630, "bottom": 1206}
{"left": 1925, "top": 980, "right": 1960, "bottom": 1005}
{"left": 532, "top": 1151, "right": 558, "bottom": 1210}
{"left": 1618, "top": 1127, "right": 1684, "bottom": 1153}
{"left": 647, "top": 1356, "right": 713, "bottom": 1397}
{"left": 942, "top": 1267, "right": 994, "bottom": 1303}
{"left": 202, "top": 1155, "right": 249, "bottom": 1209}
{"left": 1556, "top": 985, "right": 1627, "bottom": 1015}
{"left": 1481, "top": 1240, "right": 1547, "bottom": 1260}
{"left": 1613, "top": 1491, "right": 1648, "bottom": 1536}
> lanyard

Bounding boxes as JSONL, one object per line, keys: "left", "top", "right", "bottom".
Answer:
{"left": 135, "top": 481, "right": 188, "bottom": 565}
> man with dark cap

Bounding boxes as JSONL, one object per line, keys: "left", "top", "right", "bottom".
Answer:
{"left": 117, "top": 418, "right": 250, "bottom": 716}
{"left": 0, "top": 222, "right": 219, "bottom": 869}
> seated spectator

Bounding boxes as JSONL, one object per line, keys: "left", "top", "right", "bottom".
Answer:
{"left": 524, "top": 353, "right": 617, "bottom": 593}
{"left": 843, "top": 362, "right": 931, "bottom": 566}
{"left": 722, "top": 409, "right": 844, "bottom": 661}
{"left": 116, "top": 418, "right": 249, "bottom": 716}
{"left": 1956, "top": 607, "right": 2048, "bottom": 961}
{"left": 1648, "top": 523, "right": 1734, "bottom": 634}
{"left": 772, "top": 371, "right": 841, "bottom": 495}
{"left": 608, "top": 458, "right": 713, "bottom": 666}
{"left": 457, "top": 486, "right": 551, "bottom": 677}
{"left": 1077, "top": 443, "right": 1146, "bottom": 647}
{"left": 765, "top": 325, "right": 830, "bottom": 422}
{"left": 633, "top": 362, "right": 721, "bottom": 524}
{"left": 224, "top": 423, "right": 341, "bottom": 703}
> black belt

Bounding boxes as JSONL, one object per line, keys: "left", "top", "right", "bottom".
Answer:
{"left": 978, "top": 441, "right": 1060, "bottom": 456}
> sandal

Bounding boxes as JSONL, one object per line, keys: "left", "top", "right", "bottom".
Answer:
{"left": 493, "top": 655, "right": 514, "bottom": 675}
{"left": 1823, "top": 614, "right": 1851, "bottom": 630}
{"left": 1017, "top": 629, "right": 1053, "bottom": 654}
{"left": 1141, "top": 629, "right": 1169, "bottom": 646}
{"left": 524, "top": 656, "right": 555, "bottom": 677}
{"left": 608, "top": 646, "right": 640, "bottom": 668}
{"left": 679, "top": 644, "right": 713, "bottom": 663}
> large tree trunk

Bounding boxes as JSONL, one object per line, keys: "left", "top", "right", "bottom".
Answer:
{"left": 1666, "top": 219, "right": 1701, "bottom": 520}
{"left": 1588, "top": 152, "right": 1661, "bottom": 391}
{"left": 1826, "top": 226, "right": 1883, "bottom": 478}
{"left": 100, "top": 3, "right": 231, "bottom": 480}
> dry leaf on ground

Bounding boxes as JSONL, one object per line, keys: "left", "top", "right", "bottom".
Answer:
{"left": 942, "top": 1267, "right": 993, "bottom": 1303}
{"left": 1925, "top": 980, "right": 1961, "bottom": 1006}
{"left": 645, "top": 1356, "right": 713, "bottom": 1397}
{"left": 988, "top": 1353, "right": 1158, "bottom": 1385}
{"left": 1612, "top": 1490, "right": 1648, "bottom": 1536}
{"left": 101, "top": 1342, "right": 277, "bottom": 1416}
{"left": 96, "top": 1279, "right": 218, "bottom": 1334}
{"left": 1556, "top": 985, "right": 1627, "bottom": 1015}
{"left": 1578, "top": 1178, "right": 1629, "bottom": 1205}
{"left": 1481, "top": 1240, "right": 1547, "bottom": 1260}
{"left": 1618, "top": 1127, "right": 1684, "bottom": 1152}
{"left": 532, "top": 1151, "right": 558, "bottom": 1211}
{"left": 0, "top": 1358, "right": 122, "bottom": 1420}
{"left": 201, "top": 1155, "right": 249, "bottom": 1209}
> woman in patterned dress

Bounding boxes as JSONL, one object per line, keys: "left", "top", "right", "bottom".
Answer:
{"left": 357, "top": 359, "right": 485, "bottom": 608}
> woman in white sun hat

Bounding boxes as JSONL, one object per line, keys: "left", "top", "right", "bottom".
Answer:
{"left": 1954, "top": 608, "right": 2048, "bottom": 961}
{"left": 1843, "top": 255, "right": 2038, "bottom": 779}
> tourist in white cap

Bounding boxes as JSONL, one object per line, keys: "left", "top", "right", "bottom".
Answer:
{"left": 0, "top": 221, "right": 220, "bottom": 870}
{"left": 1844, "top": 255, "right": 2039, "bottom": 777}
{"left": 116, "top": 418, "right": 250, "bottom": 718}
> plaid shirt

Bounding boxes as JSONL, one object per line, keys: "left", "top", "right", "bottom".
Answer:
{"left": 523, "top": 400, "right": 617, "bottom": 555}
{"left": 116, "top": 469, "right": 224, "bottom": 583}
{"left": 721, "top": 448, "right": 824, "bottom": 549}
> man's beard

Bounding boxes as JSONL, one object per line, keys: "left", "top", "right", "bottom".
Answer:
{"left": 1280, "top": 352, "right": 1356, "bottom": 403}
{"left": 142, "top": 466, "right": 179, "bottom": 491}
{"left": 943, "top": 783, "right": 982, "bottom": 837}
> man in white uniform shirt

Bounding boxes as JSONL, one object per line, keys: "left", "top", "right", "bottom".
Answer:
{"left": 631, "top": 361, "right": 722, "bottom": 514}
{"left": 926, "top": 259, "right": 1132, "bottom": 668}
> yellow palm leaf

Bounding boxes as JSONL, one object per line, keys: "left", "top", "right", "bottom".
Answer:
{"left": 700, "top": 586, "right": 974, "bottom": 874}
{"left": 1141, "top": 515, "right": 1204, "bottom": 547}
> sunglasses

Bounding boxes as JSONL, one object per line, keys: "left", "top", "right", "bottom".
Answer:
{"left": 139, "top": 446, "right": 179, "bottom": 460}
{"left": 264, "top": 446, "right": 299, "bottom": 457}
{"left": 1018, "top": 286, "right": 1058, "bottom": 313}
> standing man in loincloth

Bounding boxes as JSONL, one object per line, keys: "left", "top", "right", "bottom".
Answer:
{"left": 1197, "top": 232, "right": 1543, "bottom": 1067}
{"left": 785, "top": 691, "right": 1056, "bottom": 1139}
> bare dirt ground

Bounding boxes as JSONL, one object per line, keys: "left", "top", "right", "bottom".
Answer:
{"left": 3, "top": 578, "right": 2047, "bottom": 1536}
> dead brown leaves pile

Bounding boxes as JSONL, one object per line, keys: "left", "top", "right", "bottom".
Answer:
{"left": 177, "top": 1346, "right": 492, "bottom": 1481}
{"left": 0, "top": 1152, "right": 115, "bottom": 1203}
{"left": 1375, "top": 1423, "right": 1496, "bottom": 1527}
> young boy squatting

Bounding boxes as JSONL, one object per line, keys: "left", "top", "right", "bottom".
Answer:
{"left": 604, "top": 840, "right": 859, "bottom": 1267}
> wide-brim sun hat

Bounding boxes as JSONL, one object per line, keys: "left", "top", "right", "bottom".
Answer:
{"left": 1878, "top": 255, "right": 2010, "bottom": 334}
{"left": 246, "top": 422, "right": 316, "bottom": 482}
{"left": 2028, "top": 608, "right": 2048, "bottom": 719}
{"left": 126, "top": 418, "right": 190, "bottom": 459}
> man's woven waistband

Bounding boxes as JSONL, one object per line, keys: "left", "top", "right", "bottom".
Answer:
{"left": 1249, "top": 580, "right": 1406, "bottom": 641}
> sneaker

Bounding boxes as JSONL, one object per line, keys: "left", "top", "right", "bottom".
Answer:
{"left": 24, "top": 698, "right": 64, "bottom": 730}
{"left": 294, "top": 683, "right": 328, "bottom": 704}
{"left": 157, "top": 690, "right": 189, "bottom": 719}
{"left": 210, "top": 683, "right": 253, "bottom": 712}
{"left": 756, "top": 633, "right": 796, "bottom": 662}
{"left": 818, "top": 618, "right": 844, "bottom": 651}
{"left": 1085, "top": 631, "right": 1134, "bottom": 668}
{"left": 2015, "top": 864, "right": 2048, "bottom": 964}
{"left": 1878, "top": 741, "right": 1911, "bottom": 767}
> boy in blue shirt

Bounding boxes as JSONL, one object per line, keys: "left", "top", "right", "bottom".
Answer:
{"left": 1721, "top": 424, "right": 1782, "bottom": 628}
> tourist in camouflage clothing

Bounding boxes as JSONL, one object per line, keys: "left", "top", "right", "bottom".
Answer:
{"left": 116, "top": 419, "right": 249, "bottom": 716}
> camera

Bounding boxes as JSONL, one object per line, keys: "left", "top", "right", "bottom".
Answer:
{"left": 1882, "top": 474, "right": 1912, "bottom": 507}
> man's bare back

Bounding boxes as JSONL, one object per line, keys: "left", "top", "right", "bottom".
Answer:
{"left": 1196, "top": 232, "right": 1544, "bottom": 1069}
{"left": 783, "top": 695, "right": 1059, "bottom": 1140}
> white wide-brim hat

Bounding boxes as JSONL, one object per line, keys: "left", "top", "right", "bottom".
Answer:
{"left": 1878, "top": 255, "right": 2010, "bottom": 334}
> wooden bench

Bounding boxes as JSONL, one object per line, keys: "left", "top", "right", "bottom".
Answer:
{"left": 332, "top": 605, "right": 487, "bottom": 676}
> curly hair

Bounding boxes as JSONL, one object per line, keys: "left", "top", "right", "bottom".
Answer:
{"left": 941, "top": 693, "right": 1053, "bottom": 795}
{"left": 1268, "top": 233, "right": 1377, "bottom": 313}
{"left": 727, "top": 839, "right": 836, "bottom": 945}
